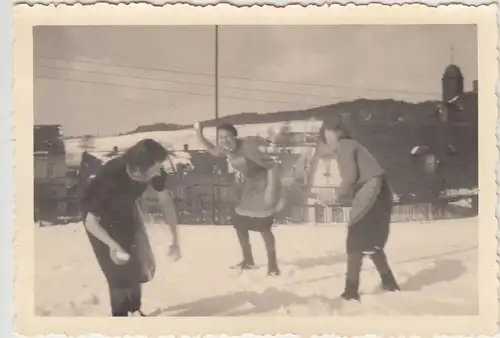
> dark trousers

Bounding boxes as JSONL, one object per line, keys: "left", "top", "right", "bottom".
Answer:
{"left": 235, "top": 226, "right": 279, "bottom": 271}
{"left": 346, "top": 249, "right": 392, "bottom": 282}
{"left": 108, "top": 284, "right": 142, "bottom": 316}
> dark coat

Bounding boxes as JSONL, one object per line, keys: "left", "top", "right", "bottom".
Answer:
{"left": 345, "top": 176, "right": 393, "bottom": 253}
{"left": 81, "top": 157, "right": 168, "bottom": 288}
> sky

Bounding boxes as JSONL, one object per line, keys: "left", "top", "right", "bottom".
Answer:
{"left": 34, "top": 25, "right": 478, "bottom": 137}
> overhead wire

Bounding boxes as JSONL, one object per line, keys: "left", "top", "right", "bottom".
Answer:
{"left": 36, "top": 64, "right": 356, "bottom": 102}
{"left": 37, "top": 55, "right": 440, "bottom": 98}
{"left": 36, "top": 75, "right": 317, "bottom": 107}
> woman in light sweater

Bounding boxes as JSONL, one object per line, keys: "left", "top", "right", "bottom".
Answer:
{"left": 314, "top": 117, "right": 400, "bottom": 301}
{"left": 195, "top": 122, "right": 282, "bottom": 276}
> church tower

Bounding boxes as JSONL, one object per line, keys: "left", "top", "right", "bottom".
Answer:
{"left": 442, "top": 47, "right": 464, "bottom": 102}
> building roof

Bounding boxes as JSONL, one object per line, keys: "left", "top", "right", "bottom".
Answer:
{"left": 443, "top": 64, "right": 463, "bottom": 79}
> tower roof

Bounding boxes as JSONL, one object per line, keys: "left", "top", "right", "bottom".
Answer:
{"left": 443, "top": 64, "right": 463, "bottom": 79}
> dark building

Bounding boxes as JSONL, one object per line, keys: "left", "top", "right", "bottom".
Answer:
{"left": 34, "top": 125, "right": 65, "bottom": 154}
{"left": 442, "top": 64, "right": 464, "bottom": 103}
{"left": 34, "top": 125, "right": 67, "bottom": 180}
{"left": 408, "top": 64, "right": 478, "bottom": 208}
{"left": 34, "top": 125, "right": 78, "bottom": 224}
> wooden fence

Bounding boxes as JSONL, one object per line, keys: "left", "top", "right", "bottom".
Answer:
{"left": 141, "top": 183, "right": 478, "bottom": 225}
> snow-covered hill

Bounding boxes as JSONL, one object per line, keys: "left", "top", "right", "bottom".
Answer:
{"left": 64, "top": 120, "right": 320, "bottom": 167}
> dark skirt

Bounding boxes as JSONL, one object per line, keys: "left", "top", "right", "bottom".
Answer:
{"left": 346, "top": 176, "right": 393, "bottom": 254}
{"left": 232, "top": 212, "right": 274, "bottom": 233}
{"left": 85, "top": 210, "right": 156, "bottom": 289}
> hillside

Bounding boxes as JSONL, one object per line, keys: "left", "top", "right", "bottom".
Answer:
{"left": 123, "top": 98, "right": 442, "bottom": 135}
{"left": 124, "top": 123, "right": 188, "bottom": 135}
{"left": 64, "top": 94, "right": 478, "bottom": 196}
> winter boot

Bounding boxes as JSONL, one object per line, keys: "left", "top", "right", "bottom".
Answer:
{"left": 381, "top": 270, "right": 400, "bottom": 292}
{"left": 129, "top": 309, "right": 147, "bottom": 317}
{"left": 341, "top": 279, "right": 361, "bottom": 301}
{"left": 267, "top": 265, "right": 281, "bottom": 276}
{"left": 231, "top": 260, "right": 257, "bottom": 270}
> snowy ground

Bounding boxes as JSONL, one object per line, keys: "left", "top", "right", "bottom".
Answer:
{"left": 35, "top": 217, "right": 478, "bottom": 317}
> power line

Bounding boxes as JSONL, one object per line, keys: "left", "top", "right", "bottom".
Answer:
{"left": 38, "top": 65, "right": 213, "bottom": 87}
{"left": 40, "top": 55, "right": 214, "bottom": 77}
{"left": 36, "top": 64, "right": 354, "bottom": 101}
{"left": 36, "top": 75, "right": 316, "bottom": 107}
{"left": 38, "top": 55, "right": 439, "bottom": 97}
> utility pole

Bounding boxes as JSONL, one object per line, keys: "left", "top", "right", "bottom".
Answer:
{"left": 215, "top": 24, "right": 219, "bottom": 145}
{"left": 213, "top": 24, "right": 220, "bottom": 225}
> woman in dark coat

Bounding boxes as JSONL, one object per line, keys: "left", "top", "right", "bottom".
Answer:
{"left": 315, "top": 117, "right": 400, "bottom": 301}
{"left": 81, "top": 139, "right": 181, "bottom": 316}
{"left": 195, "top": 122, "right": 282, "bottom": 276}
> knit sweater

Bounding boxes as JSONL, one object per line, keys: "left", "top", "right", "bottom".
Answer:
{"left": 335, "top": 138, "right": 385, "bottom": 201}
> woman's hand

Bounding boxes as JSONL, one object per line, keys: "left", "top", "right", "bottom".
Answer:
{"left": 109, "top": 246, "right": 130, "bottom": 265}
{"left": 167, "top": 243, "right": 181, "bottom": 261}
{"left": 85, "top": 213, "right": 130, "bottom": 264}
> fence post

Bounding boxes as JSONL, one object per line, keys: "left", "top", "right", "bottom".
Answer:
{"left": 211, "top": 180, "right": 216, "bottom": 225}
{"left": 307, "top": 197, "right": 316, "bottom": 224}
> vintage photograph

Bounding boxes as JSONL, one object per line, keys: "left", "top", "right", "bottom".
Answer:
{"left": 31, "top": 23, "right": 483, "bottom": 318}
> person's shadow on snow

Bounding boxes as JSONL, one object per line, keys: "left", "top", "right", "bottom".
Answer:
{"left": 398, "top": 258, "right": 467, "bottom": 291}
{"left": 149, "top": 287, "right": 344, "bottom": 316}
{"left": 286, "top": 251, "right": 347, "bottom": 270}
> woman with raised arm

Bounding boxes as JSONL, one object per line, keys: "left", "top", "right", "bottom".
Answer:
{"left": 313, "top": 117, "right": 400, "bottom": 302}
{"left": 195, "top": 121, "right": 282, "bottom": 276}
{"left": 81, "top": 139, "right": 181, "bottom": 316}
